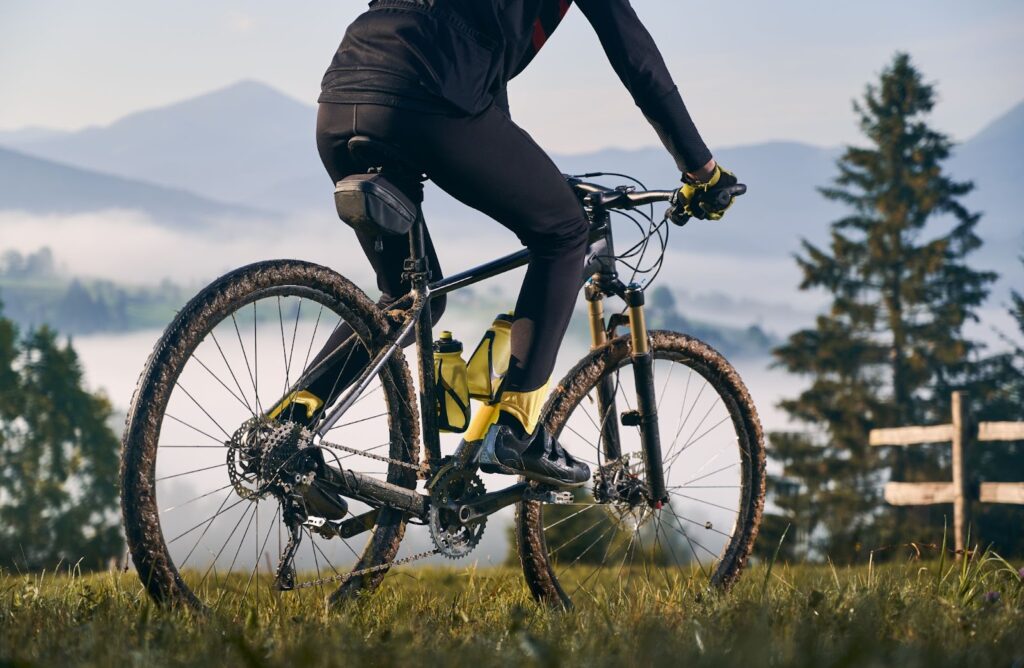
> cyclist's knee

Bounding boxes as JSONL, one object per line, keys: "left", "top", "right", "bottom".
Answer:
{"left": 526, "top": 214, "right": 589, "bottom": 258}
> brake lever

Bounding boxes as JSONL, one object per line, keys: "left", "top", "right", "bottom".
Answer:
{"left": 667, "top": 191, "right": 691, "bottom": 227}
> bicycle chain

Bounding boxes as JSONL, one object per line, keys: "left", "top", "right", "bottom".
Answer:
{"left": 293, "top": 547, "right": 441, "bottom": 590}
{"left": 317, "top": 436, "right": 429, "bottom": 475}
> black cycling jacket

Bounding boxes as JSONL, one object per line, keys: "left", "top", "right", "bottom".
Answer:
{"left": 320, "top": 0, "right": 712, "bottom": 173}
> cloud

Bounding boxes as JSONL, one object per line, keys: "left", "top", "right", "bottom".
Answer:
{"left": 0, "top": 209, "right": 376, "bottom": 287}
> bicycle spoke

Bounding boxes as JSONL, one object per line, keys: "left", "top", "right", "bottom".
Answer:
{"left": 198, "top": 503, "right": 255, "bottom": 590}
{"left": 155, "top": 462, "right": 227, "bottom": 483}
{"left": 161, "top": 482, "right": 235, "bottom": 513}
{"left": 190, "top": 352, "right": 256, "bottom": 418}
{"left": 159, "top": 444, "right": 228, "bottom": 449}
{"left": 669, "top": 490, "right": 740, "bottom": 515}
{"left": 674, "top": 512, "right": 733, "bottom": 540}
{"left": 173, "top": 381, "right": 233, "bottom": 440}
{"left": 329, "top": 412, "right": 388, "bottom": 430}
{"left": 230, "top": 312, "right": 261, "bottom": 415}
{"left": 544, "top": 503, "right": 597, "bottom": 532}
{"left": 164, "top": 412, "right": 224, "bottom": 446}
{"left": 167, "top": 493, "right": 248, "bottom": 546}
{"left": 178, "top": 489, "right": 237, "bottom": 568}
{"left": 209, "top": 329, "right": 256, "bottom": 416}
{"left": 681, "top": 461, "right": 739, "bottom": 487}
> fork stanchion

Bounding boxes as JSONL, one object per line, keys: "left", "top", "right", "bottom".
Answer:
{"left": 586, "top": 278, "right": 623, "bottom": 463}
{"left": 625, "top": 283, "right": 667, "bottom": 507}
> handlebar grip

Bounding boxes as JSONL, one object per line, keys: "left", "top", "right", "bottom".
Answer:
{"left": 669, "top": 183, "right": 746, "bottom": 226}
{"left": 707, "top": 184, "right": 747, "bottom": 209}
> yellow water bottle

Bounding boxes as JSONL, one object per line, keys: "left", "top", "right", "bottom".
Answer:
{"left": 468, "top": 312, "right": 513, "bottom": 400}
{"left": 433, "top": 331, "right": 471, "bottom": 433}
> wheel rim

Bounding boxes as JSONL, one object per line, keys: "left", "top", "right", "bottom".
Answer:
{"left": 137, "top": 284, "right": 414, "bottom": 610}
{"left": 534, "top": 344, "right": 757, "bottom": 604}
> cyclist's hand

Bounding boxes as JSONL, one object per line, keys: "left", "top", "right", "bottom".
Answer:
{"left": 671, "top": 164, "right": 746, "bottom": 224}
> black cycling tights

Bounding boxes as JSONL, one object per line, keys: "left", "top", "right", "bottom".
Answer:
{"left": 301, "top": 103, "right": 589, "bottom": 410}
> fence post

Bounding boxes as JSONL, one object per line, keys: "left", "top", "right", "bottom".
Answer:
{"left": 950, "top": 391, "right": 972, "bottom": 557}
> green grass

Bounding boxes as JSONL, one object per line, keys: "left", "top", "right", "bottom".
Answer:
{"left": 1, "top": 556, "right": 1022, "bottom": 667}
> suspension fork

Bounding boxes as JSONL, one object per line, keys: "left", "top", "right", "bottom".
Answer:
{"left": 585, "top": 279, "right": 622, "bottom": 462}
{"left": 625, "top": 284, "right": 668, "bottom": 507}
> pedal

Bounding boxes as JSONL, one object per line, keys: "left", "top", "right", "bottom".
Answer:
{"left": 549, "top": 490, "right": 574, "bottom": 505}
{"left": 524, "top": 487, "right": 575, "bottom": 505}
{"left": 303, "top": 515, "right": 350, "bottom": 539}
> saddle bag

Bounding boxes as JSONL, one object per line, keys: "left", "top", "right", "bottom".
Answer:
{"left": 334, "top": 173, "right": 417, "bottom": 237}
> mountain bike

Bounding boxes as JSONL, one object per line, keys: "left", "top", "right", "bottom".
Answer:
{"left": 120, "top": 136, "right": 765, "bottom": 611}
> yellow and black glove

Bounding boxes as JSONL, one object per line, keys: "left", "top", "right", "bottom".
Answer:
{"left": 669, "top": 164, "right": 746, "bottom": 225}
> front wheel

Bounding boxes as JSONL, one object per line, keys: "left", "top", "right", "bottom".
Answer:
{"left": 515, "top": 330, "right": 766, "bottom": 607}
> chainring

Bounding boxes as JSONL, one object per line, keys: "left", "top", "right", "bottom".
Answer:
{"left": 428, "top": 467, "right": 487, "bottom": 559}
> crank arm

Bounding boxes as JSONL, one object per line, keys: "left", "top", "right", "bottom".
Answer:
{"left": 302, "top": 509, "right": 380, "bottom": 540}
{"left": 455, "top": 482, "right": 530, "bottom": 525}
{"left": 336, "top": 509, "right": 380, "bottom": 538}
{"left": 455, "top": 482, "right": 574, "bottom": 525}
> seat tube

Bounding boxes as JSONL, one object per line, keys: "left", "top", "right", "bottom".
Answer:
{"left": 585, "top": 278, "right": 622, "bottom": 462}
{"left": 408, "top": 214, "right": 442, "bottom": 472}
{"left": 625, "top": 283, "right": 668, "bottom": 506}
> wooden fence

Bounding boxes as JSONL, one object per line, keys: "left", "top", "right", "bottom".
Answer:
{"left": 869, "top": 391, "right": 1024, "bottom": 555}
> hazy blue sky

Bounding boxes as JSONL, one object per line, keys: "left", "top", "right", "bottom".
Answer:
{"left": 1, "top": 1, "right": 1022, "bottom": 152}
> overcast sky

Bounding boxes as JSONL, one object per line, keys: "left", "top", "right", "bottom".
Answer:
{"left": 1, "top": 1, "right": 1022, "bottom": 153}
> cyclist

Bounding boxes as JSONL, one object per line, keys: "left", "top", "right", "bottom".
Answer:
{"left": 286, "top": 0, "right": 742, "bottom": 488}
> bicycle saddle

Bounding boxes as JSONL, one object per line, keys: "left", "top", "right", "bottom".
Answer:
{"left": 347, "top": 136, "right": 425, "bottom": 180}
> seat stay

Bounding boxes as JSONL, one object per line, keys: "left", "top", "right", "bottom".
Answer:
{"left": 315, "top": 296, "right": 423, "bottom": 437}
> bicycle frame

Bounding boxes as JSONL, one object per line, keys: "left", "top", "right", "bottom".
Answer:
{"left": 289, "top": 178, "right": 673, "bottom": 520}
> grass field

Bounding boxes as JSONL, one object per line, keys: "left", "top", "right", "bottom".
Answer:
{"left": 1, "top": 553, "right": 1022, "bottom": 667}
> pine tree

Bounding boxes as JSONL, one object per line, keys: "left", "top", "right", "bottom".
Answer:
{"left": 0, "top": 302, "right": 123, "bottom": 571}
{"left": 770, "top": 53, "right": 997, "bottom": 561}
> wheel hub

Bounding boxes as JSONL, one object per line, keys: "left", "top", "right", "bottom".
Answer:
{"left": 593, "top": 454, "right": 655, "bottom": 531}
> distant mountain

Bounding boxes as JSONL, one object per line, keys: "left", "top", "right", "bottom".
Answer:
{"left": 3, "top": 81, "right": 1020, "bottom": 283}
{"left": 950, "top": 100, "right": 1024, "bottom": 255}
{"left": 553, "top": 141, "right": 844, "bottom": 256}
{"left": 5, "top": 81, "right": 324, "bottom": 209}
{"left": 0, "top": 145, "right": 264, "bottom": 226}
{"left": 0, "top": 127, "right": 69, "bottom": 145}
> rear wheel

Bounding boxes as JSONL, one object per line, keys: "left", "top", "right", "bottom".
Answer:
{"left": 120, "top": 260, "right": 418, "bottom": 611}
{"left": 516, "top": 331, "right": 765, "bottom": 607}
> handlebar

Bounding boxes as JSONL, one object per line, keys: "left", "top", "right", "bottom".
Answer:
{"left": 566, "top": 176, "right": 675, "bottom": 210}
{"left": 566, "top": 175, "right": 747, "bottom": 224}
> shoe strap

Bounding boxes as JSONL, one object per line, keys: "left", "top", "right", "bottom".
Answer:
{"left": 541, "top": 430, "right": 576, "bottom": 465}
